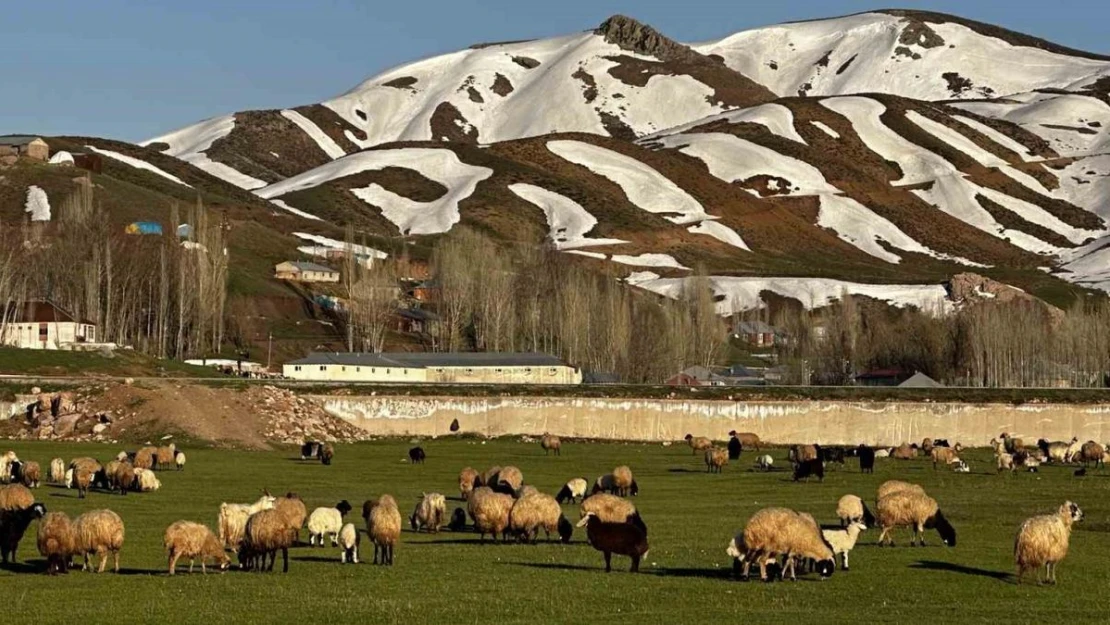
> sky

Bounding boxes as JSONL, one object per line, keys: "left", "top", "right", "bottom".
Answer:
{"left": 1, "top": 0, "right": 1107, "bottom": 142}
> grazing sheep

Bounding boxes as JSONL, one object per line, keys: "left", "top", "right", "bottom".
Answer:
{"left": 819, "top": 446, "right": 847, "bottom": 467}
{"left": 540, "top": 434, "right": 562, "bottom": 456}
{"left": 579, "top": 493, "right": 647, "bottom": 535}
{"left": 410, "top": 493, "right": 447, "bottom": 533}
{"left": 447, "top": 507, "right": 468, "bottom": 531}
{"left": 68, "top": 458, "right": 104, "bottom": 499}
{"left": 996, "top": 452, "right": 1015, "bottom": 473}
{"left": 15, "top": 461, "right": 40, "bottom": 488}
{"left": 133, "top": 468, "right": 161, "bottom": 492}
{"left": 408, "top": 447, "right": 425, "bottom": 464}
{"left": 133, "top": 447, "right": 157, "bottom": 471}
{"left": 931, "top": 446, "right": 960, "bottom": 470}
{"left": 37, "top": 511, "right": 75, "bottom": 575}
{"left": 1, "top": 485, "right": 44, "bottom": 564}
{"left": 555, "top": 477, "right": 589, "bottom": 504}
{"left": 364, "top": 494, "right": 402, "bottom": 564}
{"left": 319, "top": 444, "right": 335, "bottom": 466}
{"left": 1079, "top": 442, "right": 1105, "bottom": 469}
{"left": 793, "top": 458, "right": 824, "bottom": 482}
{"left": 730, "top": 431, "right": 761, "bottom": 451}
{"left": 593, "top": 466, "right": 634, "bottom": 497}
{"left": 174, "top": 451, "right": 186, "bottom": 471}
{"left": 109, "top": 461, "right": 136, "bottom": 495}
{"left": 1015, "top": 501, "right": 1083, "bottom": 585}
{"left": 155, "top": 444, "right": 177, "bottom": 470}
{"left": 479, "top": 466, "right": 502, "bottom": 487}
{"left": 685, "top": 434, "right": 713, "bottom": 455}
{"left": 493, "top": 466, "right": 524, "bottom": 496}
{"left": 577, "top": 511, "right": 648, "bottom": 572}
{"left": 164, "top": 521, "right": 230, "bottom": 575}
{"left": 458, "top": 467, "right": 480, "bottom": 500}
{"left": 858, "top": 445, "right": 875, "bottom": 473}
{"left": 48, "top": 458, "right": 66, "bottom": 485}
{"left": 737, "top": 507, "right": 834, "bottom": 581}
{"left": 921, "top": 438, "right": 935, "bottom": 455}
{"left": 705, "top": 448, "right": 728, "bottom": 473}
{"left": 789, "top": 444, "right": 818, "bottom": 464}
{"left": 338, "top": 523, "right": 359, "bottom": 564}
{"left": 466, "top": 487, "right": 514, "bottom": 543}
{"left": 756, "top": 454, "right": 774, "bottom": 471}
{"left": 243, "top": 509, "right": 296, "bottom": 573}
{"left": 892, "top": 443, "right": 917, "bottom": 460}
{"left": 116, "top": 451, "right": 130, "bottom": 463}
{"left": 307, "top": 500, "right": 354, "bottom": 547}
{"left": 1038, "top": 438, "right": 1073, "bottom": 463}
{"left": 836, "top": 495, "right": 875, "bottom": 527}
{"left": 876, "top": 480, "right": 925, "bottom": 500}
{"left": 217, "top": 493, "right": 277, "bottom": 552}
{"left": 510, "top": 492, "right": 572, "bottom": 543}
{"left": 274, "top": 494, "right": 308, "bottom": 543}
{"left": 1001, "top": 433, "right": 1024, "bottom": 454}
{"left": 876, "top": 491, "right": 956, "bottom": 547}
{"left": 727, "top": 436, "right": 742, "bottom": 461}
{"left": 0, "top": 451, "right": 18, "bottom": 484}
{"left": 822, "top": 520, "right": 867, "bottom": 570}
{"left": 73, "top": 509, "right": 125, "bottom": 573}
{"left": 300, "top": 442, "right": 321, "bottom": 460}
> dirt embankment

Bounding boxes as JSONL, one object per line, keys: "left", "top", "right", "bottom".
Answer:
{"left": 1, "top": 381, "right": 369, "bottom": 450}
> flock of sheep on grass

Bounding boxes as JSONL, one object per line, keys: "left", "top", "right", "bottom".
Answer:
{"left": 0, "top": 428, "right": 1095, "bottom": 584}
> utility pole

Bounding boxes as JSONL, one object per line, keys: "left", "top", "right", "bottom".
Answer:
{"left": 266, "top": 332, "right": 273, "bottom": 372}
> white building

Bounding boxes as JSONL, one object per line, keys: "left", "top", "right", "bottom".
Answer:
{"left": 283, "top": 352, "right": 582, "bottom": 385}
{"left": 274, "top": 261, "right": 340, "bottom": 283}
{"left": 1, "top": 301, "right": 97, "bottom": 350}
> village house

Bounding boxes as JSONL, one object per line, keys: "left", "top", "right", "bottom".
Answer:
{"left": 0, "top": 136, "right": 49, "bottom": 162}
{"left": 274, "top": 261, "right": 340, "bottom": 283}
{"left": 283, "top": 352, "right": 582, "bottom": 385}
{"left": 392, "top": 308, "right": 439, "bottom": 334}
{"left": 0, "top": 301, "right": 97, "bottom": 350}
{"left": 733, "top": 320, "right": 780, "bottom": 347}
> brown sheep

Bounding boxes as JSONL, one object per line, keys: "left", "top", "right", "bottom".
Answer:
{"left": 319, "top": 443, "right": 335, "bottom": 466}
{"left": 19, "top": 461, "right": 41, "bottom": 488}
{"left": 577, "top": 512, "right": 648, "bottom": 573}
{"left": 243, "top": 509, "right": 296, "bottom": 573}
{"left": 73, "top": 509, "right": 125, "bottom": 573}
{"left": 467, "top": 487, "right": 514, "bottom": 543}
{"left": 685, "top": 434, "right": 713, "bottom": 455}
{"left": 509, "top": 492, "right": 572, "bottom": 543}
{"left": 579, "top": 493, "right": 647, "bottom": 535}
{"left": 737, "top": 507, "right": 834, "bottom": 581}
{"left": 1079, "top": 441, "right": 1105, "bottom": 469}
{"left": 876, "top": 491, "right": 956, "bottom": 547}
{"left": 892, "top": 443, "right": 917, "bottom": 460}
{"left": 155, "top": 443, "right": 176, "bottom": 470}
{"left": 37, "top": 511, "right": 76, "bottom": 575}
{"left": 1015, "top": 501, "right": 1083, "bottom": 585}
{"left": 921, "top": 438, "right": 935, "bottom": 455}
{"left": 110, "top": 461, "right": 136, "bottom": 494}
{"left": 458, "top": 467, "right": 480, "bottom": 500}
{"left": 790, "top": 444, "right": 818, "bottom": 464}
{"left": 273, "top": 493, "right": 307, "bottom": 544}
{"left": 730, "top": 431, "right": 761, "bottom": 450}
{"left": 494, "top": 466, "right": 524, "bottom": 496}
{"left": 931, "top": 446, "right": 959, "bottom": 470}
{"left": 365, "top": 494, "right": 402, "bottom": 565}
{"left": 705, "top": 448, "right": 728, "bottom": 473}
{"left": 133, "top": 447, "right": 157, "bottom": 471}
{"left": 876, "top": 480, "right": 925, "bottom": 500}
{"left": 164, "top": 520, "right": 231, "bottom": 575}
{"left": 540, "top": 434, "right": 561, "bottom": 456}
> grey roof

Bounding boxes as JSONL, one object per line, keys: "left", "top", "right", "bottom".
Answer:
{"left": 898, "top": 372, "right": 944, "bottom": 388}
{"left": 0, "top": 135, "right": 43, "bottom": 146}
{"left": 288, "top": 352, "right": 570, "bottom": 368}
{"left": 676, "top": 365, "right": 714, "bottom": 380}
{"left": 735, "top": 320, "right": 777, "bottom": 334}
{"left": 283, "top": 261, "right": 337, "bottom": 273}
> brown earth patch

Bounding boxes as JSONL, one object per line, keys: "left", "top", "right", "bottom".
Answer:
{"left": 429, "top": 102, "right": 479, "bottom": 144}
{"left": 293, "top": 104, "right": 364, "bottom": 151}
{"left": 383, "top": 76, "right": 418, "bottom": 89}
{"left": 205, "top": 110, "right": 331, "bottom": 182}
{"left": 491, "top": 73, "right": 514, "bottom": 96}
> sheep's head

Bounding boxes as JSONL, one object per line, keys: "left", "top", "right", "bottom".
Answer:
{"left": 815, "top": 559, "right": 835, "bottom": 578}
{"left": 336, "top": 500, "right": 353, "bottom": 517}
{"left": 629, "top": 480, "right": 639, "bottom": 497}
{"left": 575, "top": 512, "right": 597, "bottom": 528}
{"left": 30, "top": 503, "right": 46, "bottom": 519}
{"left": 931, "top": 511, "right": 957, "bottom": 547}
{"left": 557, "top": 515, "right": 574, "bottom": 543}
{"left": 1062, "top": 501, "right": 1084, "bottom": 523}
{"left": 848, "top": 520, "right": 867, "bottom": 534}
{"left": 684, "top": 434, "right": 692, "bottom": 442}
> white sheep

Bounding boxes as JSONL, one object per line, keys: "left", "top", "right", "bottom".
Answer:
{"left": 338, "top": 523, "right": 359, "bottom": 564}
{"left": 1015, "top": 501, "right": 1083, "bottom": 585}
{"left": 756, "top": 455, "right": 774, "bottom": 471}
{"left": 217, "top": 493, "right": 277, "bottom": 553}
{"left": 307, "top": 500, "right": 354, "bottom": 547}
{"left": 821, "top": 520, "right": 867, "bottom": 570}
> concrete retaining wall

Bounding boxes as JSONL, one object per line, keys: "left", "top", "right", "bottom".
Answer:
{"left": 313, "top": 395, "right": 1110, "bottom": 446}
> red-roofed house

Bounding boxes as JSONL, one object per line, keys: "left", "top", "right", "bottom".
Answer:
{"left": 1, "top": 301, "right": 97, "bottom": 350}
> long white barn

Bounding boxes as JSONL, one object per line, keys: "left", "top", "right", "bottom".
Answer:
{"left": 283, "top": 352, "right": 582, "bottom": 385}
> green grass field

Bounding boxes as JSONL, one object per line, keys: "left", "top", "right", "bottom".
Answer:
{"left": 1, "top": 439, "right": 1109, "bottom": 624}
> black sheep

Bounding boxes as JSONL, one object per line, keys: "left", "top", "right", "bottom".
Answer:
{"left": 449, "top": 418, "right": 460, "bottom": 433}
{"left": 408, "top": 447, "right": 426, "bottom": 464}
{"left": 857, "top": 445, "right": 875, "bottom": 473}
{"left": 819, "top": 447, "right": 846, "bottom": 466}
{"left": 447, "top": 507, "right": 468, "bottom": 531}
{"left": 576, "top": 512, "right": 649, "bottom": 573}
{"left": 792, "top": 458, "right": 824, "bottom": 482}
{"left": 0, "top": 503, "right": 46, "bottom": 564}
{"left": 727, "top": 436, "right": 743, "bottom": 461}
{"left": 300, "top": 442, "right": 321, "bottom": 460}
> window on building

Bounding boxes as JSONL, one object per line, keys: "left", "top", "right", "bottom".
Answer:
{"left": 495, "top": 368, "right": 503, "bottom": 374}
{"left": 38, "top": 325, "right": 48, "bottom": 339}
{"left": 294, "top": 366, "right": 302, "bottom": 372}
{"left": 342, "top": 366, "right": 347, "bottom": 372}
{"left": 525, "top": 368, "right": 533, "bottom": 374}
{"left": 548, "top": 368, "right": 556, "bottom": 375}
{"left": 319, "top": 366, "right": 326, "bottom": 372}
{"left": 436, "top": 368, "right": 444, "bottom": 373}
{"left": 386, "top": 369, "right": 391, "bottom": 375}
{"left": 465, "top": 368, "right": 473, "bottom": 374}
{"left": 356, "top": 367, "right": 361, "bottom": 372}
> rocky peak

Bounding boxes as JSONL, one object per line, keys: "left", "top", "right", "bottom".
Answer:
{"left": 596, "top": 15, "right": 705, "bottom": 63}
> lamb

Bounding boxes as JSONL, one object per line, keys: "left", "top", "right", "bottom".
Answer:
{"left": 736, "top": 507, "right": 835, "bottom": 581}
{"left": 319, "top": 443, "right": 335, "bottom": 466}
{"left": 1078, "top": 441, "right": 1105, "bottom": 469}
{"left": 243, "top": 508, "right": 296, "bottom": 573}
{"left": 836, "top": 494, "right": 875, "bottom": 527}
{"left": 793, "top": 458, "right": 824, "bottom": 482}
{"left": 577, "top": 511, "right": 648, "bottom": 572}
{"left": 73, "top": 509, "right": 125, "bottom": 573}
{"left": 164, "top": 521, "right": 230, "bottom": 574}
{"left": 493, "top": 465, "right": 524, "bottom": 496}
{"left": 556, "top": 477, "right": 589, "bottom": 504}
{"left": 174, "top": 450, "right": 187, "bottom": 471}
{"left": 1038, "top": 438, "right": 1072, "bottom": 463}
{"left": 858, "top": 445, "right": 875, "bottom": 473}
{"left": 1, "top": 484, "right": 44, "bottom": 564}
{"left": 876, "top": 480, "right": 925, "bottom": 500}
{"left": 17, "top": 461, "right": 41, "bottom": 488}
{"left": 1015, "top": 501, "right": 1083, "bottom": 585}
{"left": 447, "top": 507, "right": 468, "bottom": 531}
{"left": 579, "top": 493, "right": 647, "bottom": 535}
{"left": 408, "top": 447, "right": 426, "bottom": 464}
{"left": 410, "top": 493, "right": 446, "bottom": 533}
{"left": 133, "top": 468, "right": 161, "bottom": 492}
{"left": 705, "top": 448, "right": 728, "bottom": 473}
{"left": 133, "top": 446, "right": 157, "bottom": 470}
{"left": 756, "top": 454, "right": 774, "bottom": 471}
{"left": 685, "top": 434, "right": 713, "bottom": 455}
{"left": 364, "top": 494, "right": 401, "bottom": 564}
{"left": 307, "top": 500, "right": 354, "bottom": 547}
{"left": 892, "top": 443, "right": 917, "bottom": 460}
{"left": 467, "top": 487, "right": 514, "bottom": 543}
{"left": 875, "top": 490, "right": 956, "bottom": 547}
{"left": 931, "top": 446, "right": 960, "bottom": 470}
{"left": 458, "top": 467, "right": 480, "bottom": 500}
{"left": 49, "top": 458, "right": 66, "bottom": 485}
{"left": 540, "top": 434, "right": 561, "bottom": 456}
{"left": 338, "top": 522, "right": 359, "bottom": 564}
{"left": 274, "top": 493, "right": 308, "bottom": 543}
{"left": 37, "top": 511, "right": 76, "bottom": 575}
{"left": 217, "top": 492, "right": 277, "bottom": 552}
{"left": 510, "top": 492, "right": 573, "bottom": 543}
{"left": 822, "top": 520, "right": 867, "bottom": 570}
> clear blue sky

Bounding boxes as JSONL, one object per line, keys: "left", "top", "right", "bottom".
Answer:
{"left": 2, "top": 0, "right": 1106, "bottom": 142}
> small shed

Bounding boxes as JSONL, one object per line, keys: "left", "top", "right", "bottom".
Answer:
{"left": 275, "top": 261, "right": 340, "bottom": 283}
{"left": 0, "top": 136, "right": 49, "bottom": 161}
{"left": 898, "top": 372, "right": 944, "bottom": 388}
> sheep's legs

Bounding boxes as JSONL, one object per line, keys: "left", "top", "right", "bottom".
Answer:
{"left": 603, "top": 551, "right": 612, "bottom": 572}
{"left": 842, "top": 551, "right": 849, "bottom": 570}
{"left": 113, "top": 551, "right": 119, "bottom": 573}
{"left": 877, "top": 527, "right": 891, "bottom": 546}
{"left": 630, "top": 554, "right": 641, "bottom": 573}
{"left": 168, "top": 553, "right": 179, "bottom": 575}
{"left": 98, "top": 551, "right": 108, "bottom": 573}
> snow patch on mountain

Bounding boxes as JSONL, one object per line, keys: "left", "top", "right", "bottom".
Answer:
{"left": 811, "top": 121, "right": 840, "bottom": 138}
{"left": 293, "top": 232, "right": 388, "bottom": 259}
{"left": 644, "top": 103, "right": 806, "bottom": 144}
{"left": 951, "top": 115, "right": 1038, "bottom": 162}
{"left": 270, "top": 199, "right": 321, "bottom": 221}
{"left": 86, "top": 145, "right": 192, "bottom": 187}
{"left": 143, "top": 115, "right": 267, "bottom": 190}
{"left": 24, "top": 186, "right": 50, "bottom": 222}
{"left": 280, "top": 110, "right": 346, "bottom": 159}
{"left": 687, "top": 220, "right": 751, "bottom": 251}
{"left": 508, "top": 183, "right": 628, "bottom": 250}
{"left": 954, "top": 92, "right": 1110, "bottom": 157}
{"left": 610, "top": 253, "right": 689, "bottom": 269}
{"left": 818, "top": 194, "right": 939, "bottom": 263}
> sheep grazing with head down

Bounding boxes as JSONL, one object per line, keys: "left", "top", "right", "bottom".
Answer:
{"left": 14, "top": 461, "right": 40, "bottom": 489}
{"left": 338, "top": 523, "right": 359, "bottom": 564}
{"left": 364, "top": 494, "right": 401, "bottom": 565}
{"left": 1, "top": 484, "right": 45, "bottom": 564}
{"left": 133, "top": 447, "right": 157, "bottom": 471}
{"left": 243, "top": 508, "right": 297, "bottom": 573}
{"left": 174, "top": 451, "right": 186, "bottom": 471}
{"left": 731, "top": 431, "right": 761, "bottom": 451}
{"left": 509, "top": 492, "right": 572, "bottom": 544}
{"left": 756, "top": 454, "right": 774, "bottom": 471}
{"left": 307, "top": 500, "right": 354, "bottom": 547}
{"left": 1078, "top": 442, "right": 1105, "bottom": 469}
{"left": 931, "top": 446, "right": 960, "bottom": 470}
{"left": 408, "top": 447, "right": 426, "bottom": 464}
{"left": 133, "top": 468, "right": 161, "bottom": 492}
{"left": 467, "top": 487, "right": 514, "bottom": 543}
{"left": 705, "top": 448, "right": 728, "bottom": 473}
{"left": 155, "top": 443, "right": 177, "bottom": 470}
{"left": 319, "top": 444, "right": 335, "bottom": 466}
{"left": 73, "top": 509, "right": 125, "bottom": 573}
{"left": 579, "top": 493, "right": 647, "bottom": 535}
{"left": 822, "top": 520, "right": 867, "bottom": 570}
{"left": 556, "top": 477, "right": 589, "bottom": 504}
{"left": 493, "top": 466, "right": 524, "bottom": 496}
{"left": 37, "top": 511, "right": 75, "bottom": 575}
{"left": 479, "top": 466, "right": 502, "bottom": 487}
{"left": 593, "top": 466, "right": 634, "bottom": 497}
{"left": 836, "top": 494, "right": 875, "bottom": 528}
{"left": 540, "top": 434, "right": 562, "bottom": 456}
{"left": 217, "top": 492, "right": 277, "bottom": 553}
{"left": 685, "top": 434, "right": 713, "bottom": 455}
{"left": 736, "top": 507, "right": 835, "bottom": 581}
{"left": 410, "top": 493, "right": 447, "bottom": 533}
{"left": 48, "top": 458, "right": 66, "bottom": 485}
{"left": 109, "top": 461, "right": 136, "bottom": 495}
{"left": 1015, "top": 501, "right": 1083, "bottom": 585}
{"left": 876, "top": 490, "right": 956, "bottom": 547}
{"left": 876, "top": 480, "right": 925, "bottom": 500}
{"left": 458, "top": 467, "right": 480, "bottom": 500}
{"left": 164, "top": 521, "right": 230, "bottom": 575}
{"left": 274, "top": 493, "right": 308, "bottom": 544}
{"left": 1038, "top": 438, "right": 1072, "bottom": 463}
{"left": 577, "top": 512, "right": 648, "bottom": 573}
{"left": 68, "top": 458, "right": 104, "bottom": 499}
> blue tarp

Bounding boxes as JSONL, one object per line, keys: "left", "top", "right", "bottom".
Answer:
{"left": 125, "top": 221, "right": 163, "bottom": 235}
